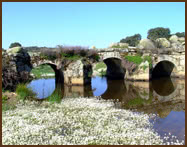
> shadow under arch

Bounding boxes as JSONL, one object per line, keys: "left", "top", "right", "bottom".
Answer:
{"left": 151, "top": 60, "right": 176, "bottom": 79}
{"left": 103, "top": 57, "right": 126, "bottom": 79}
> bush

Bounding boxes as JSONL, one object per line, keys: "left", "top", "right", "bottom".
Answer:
{"left": 16, "top": 84, "right": 36, "bottom": 100}
{"left": 9, "top": 42, "right": 22, "bottom": 48}
{"left": 120, "top": 34, "right": 141, "bottom": 47}
{"left": 147, "top": 27, "right": 171, "bottom": 41}
{"left": 175, "top": 32, "right": 185, "bottom": 37}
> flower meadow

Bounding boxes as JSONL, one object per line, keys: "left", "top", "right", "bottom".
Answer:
{"left": 2, "top": 97, "right": 184, "bottom": 145}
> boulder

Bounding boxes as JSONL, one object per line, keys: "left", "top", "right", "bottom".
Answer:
{"left": 169, "top": 35, "right": 179, "bottom": 43}
{"left": 156, "top": 38, "right": 170, "bottom": 48}
{"left": 119, "top": 43, "right": 129, "bottom": 48}
{"left": 109, "top": 42, "right": 119, "bottom": 48}
{"left": 171, "top": 42, "right": 185, "bottom": 52}
{"left": 137, "top": 39, "right": 156, "bottom": 50}
{"left": 7, "top": 46, "right": 23, "bottom": 55}
{"left": 178, "top": 37, "right": 185, "bottom": 43}
{"left": 2, "top": 49, "right": 33, "bottom": 91}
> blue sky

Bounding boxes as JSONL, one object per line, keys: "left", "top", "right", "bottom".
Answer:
{"left": 2, "top": 2, "right": 185, "bottom": 49}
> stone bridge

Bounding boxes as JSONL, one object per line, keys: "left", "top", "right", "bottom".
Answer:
{"left": 3, "top": 46, "right": 184, "bottom": 87}
{"left": 29, "top": 47, "right": 185, "bottom": 85}
{"left": 98, "top": 47, "right": 185, "bottom": 80}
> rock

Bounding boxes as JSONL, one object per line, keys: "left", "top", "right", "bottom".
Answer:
{"left": 139, "top": 61, "right": 149, "bottom": 68}
{"left": 2, "top": 48, "right": 32, "bottom": 91}
{"left": 169, "top": 35, "right": 179, "bottom": 43}
{"left": 137, "top": 39, "right": 156, "bottom": 50}
{"left": 156, "top": 38, "right": 170, "bottom": 48}
{"left": 7, "top": 46, "right": 23, "bottom": 54}
{"left": 109, "top": 42, "right": 119, "bottom": 48}
{"left": 178, "top": 37, "right": 185, "bottom": 42}
{"left": 171, "top": 42, "right": 185, "bottom": 52}
{"left": 119, "top": 43, "right": 129, "bottom": 48}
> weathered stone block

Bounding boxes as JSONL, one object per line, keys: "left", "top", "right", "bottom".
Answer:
{"left": 71, "top": 78, "right": 84, "bottom": 85}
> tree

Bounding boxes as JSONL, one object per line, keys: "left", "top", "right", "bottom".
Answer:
{"left": 147, "top": 27, "right": 171, "bottom": 41}
{"left": 9, "top": 42, "right": 22, "bottom": 48}
{"left": 175, "top": 32, "right": 185, "bottom": 37}
{"left": 120, "top": 34, "right": 142, "bottom": 46}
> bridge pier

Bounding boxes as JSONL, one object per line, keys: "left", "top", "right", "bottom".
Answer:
{"left": 63, "top": 60, "right": 92, "bottom": 86}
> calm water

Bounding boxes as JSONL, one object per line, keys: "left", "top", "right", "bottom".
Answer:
{"left": 28, "top": 76, "right": 185, "bottom": 143}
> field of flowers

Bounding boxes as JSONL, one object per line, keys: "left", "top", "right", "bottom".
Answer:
{"left": 2, "top": 97, "right": 184, "bottom": 145}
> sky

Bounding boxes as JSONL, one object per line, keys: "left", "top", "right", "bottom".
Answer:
{"left": 2, "top": 2, "right": 185, "bottom": 49}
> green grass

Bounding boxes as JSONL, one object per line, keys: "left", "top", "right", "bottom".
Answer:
{"left": 2, "top": 90, "right": 17, "bottom": 111}
{"left": 2, "top": 102, "right": 17, "bottom": 111}
{"left": 95, "top": 62, "right": 107, "bottom": 70}
{"left": 47, "top": 92, "right": 62, "bottom": 103}
{"left": 124, "top": 55, "right": 143, "bottom": 65}
{"left": 31, "top": 64, "right": 55, "bottom": 79}
{"left": 124, "top": 55, "right": 152, "bottom": 67}
{"left": 16, "top": 84, "right": 36, "bottom": 100}
{"left": 143, "top": 56, "right": 152, "bottom": 68}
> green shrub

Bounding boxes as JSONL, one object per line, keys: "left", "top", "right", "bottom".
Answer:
{"left": 147, "top": 27, "right": 171, "bottom": 41}
{"left": 175, "top": 32, "right": 185, "bottom": 37}
{"left": 9, "top": 42, "right": 22, "bottom": 48}
{"left": 120, "top": 34, "right": 141, "bottom": 47}
{"left": 16, "top": 84, "right": 36, "bottom": 100}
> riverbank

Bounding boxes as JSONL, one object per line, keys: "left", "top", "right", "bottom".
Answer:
{"left": 2, "top": 96, "right": 184, "bottom": 145}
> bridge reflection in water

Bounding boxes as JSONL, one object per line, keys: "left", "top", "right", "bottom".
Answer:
{"left": 28, "top": 76, "right": 185, "bottom": 142}
{"left": 28, "top": 76, "right": 185, "bottom": 118}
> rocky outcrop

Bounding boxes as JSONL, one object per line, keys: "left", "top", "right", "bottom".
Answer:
{"left": 169, "top": 35, "right": 179, "bottom": 43}
{"left": 2, "top": 47, "right": 32, "bottom": 91}
{"left": 137, "top": 39, "right": 156, "bottom": 50}
{"left": 109, "top": 42, "right": 129, "bottom": 48}
{"left": 156, "top": 38, "right": 170, "bottom": 48}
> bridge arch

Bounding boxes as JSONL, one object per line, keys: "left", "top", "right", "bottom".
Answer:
{"left": 31, "top": 61, "right": 64, "bottom": 85}
{"left": 151, "top": 60, "right": 177, "bottom": 79}
{"left": 103, "top": 57, "right": 126, "bottom": 79}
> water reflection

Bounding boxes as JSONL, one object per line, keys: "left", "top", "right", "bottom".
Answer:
{"left": 151, "top": 77, "right": 177, "bottom": 96}
{"left": 28, "top": 76, "right": 185, "bottom": 142}
{"left": 28, "top": 78, "right": 55, "bottom": 99}
{"left": 28, "top": 77, "right": 185, "bottom": 116}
